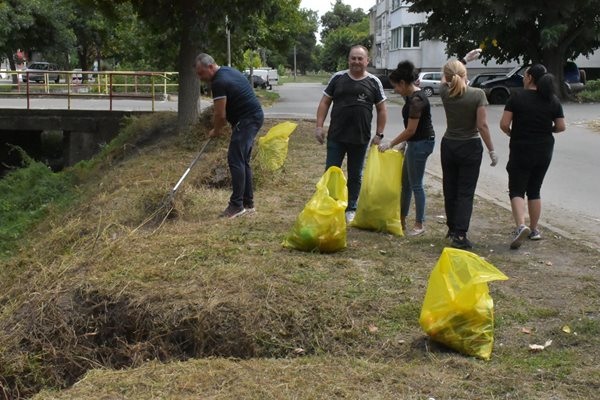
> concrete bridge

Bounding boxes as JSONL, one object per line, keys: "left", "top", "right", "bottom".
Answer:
{"left": 0, "top": 109, "right": 154, "bottom": 174}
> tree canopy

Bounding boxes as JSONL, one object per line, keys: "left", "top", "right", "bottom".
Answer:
{"left": 320, "top": 0, "right": 366, "bottom": 40}
{"left": 409, "top": 0, "right": 600, "bottom": 95}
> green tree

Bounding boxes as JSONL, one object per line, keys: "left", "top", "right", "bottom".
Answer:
{"left": 0, "top": 0, "right": 74, "bottom": 82}
{"left": 320, "top": 0, "right": 366, "bottom": 41}
{"left": 96, "top": 0, "right": 305, "bottom": 128}
{"left": 408, "top": 0, "right": 600, "bottom": 97}
{"left": 286, "top": 9, "right": 319, "bottom": 74}
{"left": 320, "top": 17, "right": 371, "bottom": 72}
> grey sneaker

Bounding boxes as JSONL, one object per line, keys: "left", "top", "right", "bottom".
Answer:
{"left": 510, "top": 225, "right": 531, "bottom": 249}
{"left": 220, "top": 205, "right": 246, "bottom": 219}
{"left": 529, "top": 228, "right": 541, "bottom": 240}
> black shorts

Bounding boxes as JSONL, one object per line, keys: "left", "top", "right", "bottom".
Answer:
{"left": 506, "top": 143, "right": 553, "bottom": 200}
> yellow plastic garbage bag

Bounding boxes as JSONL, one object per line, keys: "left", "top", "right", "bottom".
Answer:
{"left": 255, "top": 121, "right": 298, "bottom": 171}
{"left": 419, "top": 247, "right": 509, "bottom": 360}
{"left": 283, "top": 166, "right": 348, "bottom": 253}
{"left": 351, "top": 145, "right": 404, "bottom": 236}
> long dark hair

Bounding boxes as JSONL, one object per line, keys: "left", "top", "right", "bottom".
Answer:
{"left": 528, "top": 64, "right": 555, "bottom": 100}
{"left": 389, "top": 60, "right": 418, "bottom": 85}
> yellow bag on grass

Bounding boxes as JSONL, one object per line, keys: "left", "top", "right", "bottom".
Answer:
{"left": 350, "top": 145, "right": 404, "bottom": 236}
{"left": 283, "top": 166, "right": 348, "bottom": 253}
{"left": 255, "top": 121, "right": 298, "bottom": 171}
{"left": 419, "top": 247, "right": 508, "bottom": 360}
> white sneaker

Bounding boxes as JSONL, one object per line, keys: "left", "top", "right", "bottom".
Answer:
{"left": 345, "top": 211, "right": 356, "bottom": 224}
{"left": 510, "top": 225, "right": 531, "bottom": 249}
{"left": 408, "top": 227, "right": 425, "bottom": 236}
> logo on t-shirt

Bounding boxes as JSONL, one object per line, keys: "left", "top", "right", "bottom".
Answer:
{"left": 357, "top": 93, "right": 367, "bottom": 103}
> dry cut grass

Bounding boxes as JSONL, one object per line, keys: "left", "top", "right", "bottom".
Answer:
{"left": 0, "top": 114, "right": 599, "bottom": 400}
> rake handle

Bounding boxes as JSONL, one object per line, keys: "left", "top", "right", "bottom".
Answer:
{"left": 171, "top": 138, "right": 212, "bottom": 195}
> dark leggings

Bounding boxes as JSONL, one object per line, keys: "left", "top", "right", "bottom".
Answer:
{"left": 507, "top": 143, "right": 553, "bottom": 200}
{"left": 441, "top": 137, "right": 483, "bottom": 235}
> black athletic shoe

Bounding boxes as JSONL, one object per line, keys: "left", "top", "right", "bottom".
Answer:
{"left": 451, "top": 235, "right": 473, "bottom": 250}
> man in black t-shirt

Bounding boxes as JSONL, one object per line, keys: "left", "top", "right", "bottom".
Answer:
{"left": 195, "top": 53, "right": 264, "bottom": 219}
{"left": 315, "top": 45, "right": 387, "bottom": 222}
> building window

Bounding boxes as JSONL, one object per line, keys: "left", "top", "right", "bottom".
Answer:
{"left": 392, "top": 0, "right": 405, "bottom": 10}
{"left": 376, "top": 17, "right": 382, "bottom": 35}
{"left": 391, "top": 26, "right": 420, "bottom": 50}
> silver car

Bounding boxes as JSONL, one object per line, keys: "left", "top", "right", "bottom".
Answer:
{"left": 416, "top": 71, "right": 442, "bottom": 97}
{"left": 22, "top": 62, "right": 60, "bottom": 83}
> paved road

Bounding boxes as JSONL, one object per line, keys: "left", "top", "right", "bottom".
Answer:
{"left": 266, "top": 83, "right": 600, "bottom": 249}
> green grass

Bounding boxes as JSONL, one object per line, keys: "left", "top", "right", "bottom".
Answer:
{"left": 255, "top": 89, "right": 280, "bottom": 107}
{"left": 279, "top": 73, "right": 331, "bottom": 84}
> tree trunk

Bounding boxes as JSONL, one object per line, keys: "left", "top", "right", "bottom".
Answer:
{"left": 7, "top": 53, "right": 18, "bottom": 85}
{"left": 542, "top": 48, "right": 568, "bottom": 100}
{"left": 177, "top": 7, "right": 201, "bottom": 129}
{"left": 77, "top": 47, "right": 89, "bottom": 72}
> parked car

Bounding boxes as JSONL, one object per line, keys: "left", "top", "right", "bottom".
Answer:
{"left": 244, "top": 73, "right": 268, "bottom": 89}
{"left": 22, "top": 62, "right": 60, "bottom": 83}
{"left": 376, "top": 74, "right": 393, "bottom": 89}
{"left": 416, "top": 71, "right": 442, "bottom": 97}
{"left": 469, "top": 72, "right": 506, "bottom": 88}
{"left": 480, "top": 63, "right": 586, "bottom": 104}
{"left": 71, "top": 69, "right": 95, "bottom": 83}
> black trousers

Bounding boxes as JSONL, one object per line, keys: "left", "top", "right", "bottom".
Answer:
{"left": 441, "top": 137, "right": 483, "bottom": 235}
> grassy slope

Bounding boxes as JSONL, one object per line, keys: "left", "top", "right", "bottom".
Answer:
{"left": 1, "top": 117, "right": 598, "bottom": 399}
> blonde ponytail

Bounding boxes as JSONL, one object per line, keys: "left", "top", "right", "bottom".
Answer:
{"left": 443, "top": 60, "right": 467, "bottom": 97}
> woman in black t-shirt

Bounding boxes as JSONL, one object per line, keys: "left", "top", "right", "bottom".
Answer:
{"left": 378, "top": 61, "right": 435, "bottom": 236}
{"left": 500, "top": 64, "right": 566, "bottom": 249}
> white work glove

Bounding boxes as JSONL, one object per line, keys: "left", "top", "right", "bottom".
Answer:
{"left": 397, "top": 141, "right": 407, "bottom": 154}
{"left": 463, "top": 48, "right": 482, "bottom": 63}
{"left": 315, "top": 127, "right": 325, "bottom": 144}
{"left": 378, "top": 142, "right": 391, "bottom": 152}
{"left": 488, "top": 150, "right": 498, "bottom": 167}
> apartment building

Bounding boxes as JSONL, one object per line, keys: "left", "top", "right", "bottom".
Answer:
{"left": 369, "top": 0, "right": 599, "bottom": 78}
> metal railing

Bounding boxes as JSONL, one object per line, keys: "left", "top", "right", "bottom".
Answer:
{"left": 0, "top": 70, "right": 179, "bottom": 111}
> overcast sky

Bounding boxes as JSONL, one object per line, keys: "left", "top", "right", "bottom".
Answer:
{"left": 300, "top": 0, "right": 373, "bottom": 41}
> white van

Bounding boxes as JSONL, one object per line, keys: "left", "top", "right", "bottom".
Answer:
{"left": 258, "top": 68, "right": 278, "bottom": 88}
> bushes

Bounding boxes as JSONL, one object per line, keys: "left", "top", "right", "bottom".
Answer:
{"left": 0, "top": 155, "right": 75, "bottom": 256}
{"left": 578, "top": 79, "right": 600, "bottom": 102}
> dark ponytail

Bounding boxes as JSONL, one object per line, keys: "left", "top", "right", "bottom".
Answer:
{"left": 389, "top": 60, "right": 418, "bottom": 85}
{"left": 528, "top": 64, "right": 555, "bottom": 100}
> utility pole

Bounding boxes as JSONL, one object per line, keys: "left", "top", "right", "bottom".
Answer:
{"left": 226, "top": 16, "right": 231, "bottom": 67}
{"left": 293, "top": 45, "right": 297, "bottom": 82}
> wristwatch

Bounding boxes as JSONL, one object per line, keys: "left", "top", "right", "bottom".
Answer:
{"left": 375, "top": 133, "right": 384, "bottom": 138}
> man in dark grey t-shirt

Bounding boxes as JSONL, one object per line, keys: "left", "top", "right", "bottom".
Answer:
{"left": 315, "top": 45, "right": 387, "bottom": 222}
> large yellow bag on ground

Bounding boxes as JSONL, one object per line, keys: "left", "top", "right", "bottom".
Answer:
{"left": 419, "top": 247, "right": 509, "bottom": 360}
{"left": 255, "top": 121, "right": 298, "bottom": 171}
{"left": 283, "top": 166, "right": 348, "bottom": 253}
{"left": 351, "top": 145, "right": 404, "bottom": 236}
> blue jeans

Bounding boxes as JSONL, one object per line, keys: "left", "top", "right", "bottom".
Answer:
{"left": 228, "top": 111, "right": 264, "bottom": 208}
{"left": 401, "top": 138, "right": 435, "bottom": 224}
{"left": 325, "top": 139, "right": 369, "bottom": 211}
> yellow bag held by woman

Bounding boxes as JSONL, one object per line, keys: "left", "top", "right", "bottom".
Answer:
{"left": 351, "top": 145, "right": 404, "bottom": 236}
{"left": 255, "top": 121, "right": 298, "bottom": 171}
{"left": 283, "top": 166, "right": 348, "bottom": 253}
{"left": 419, "top": 247, "right": 508, "bottom": 360}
